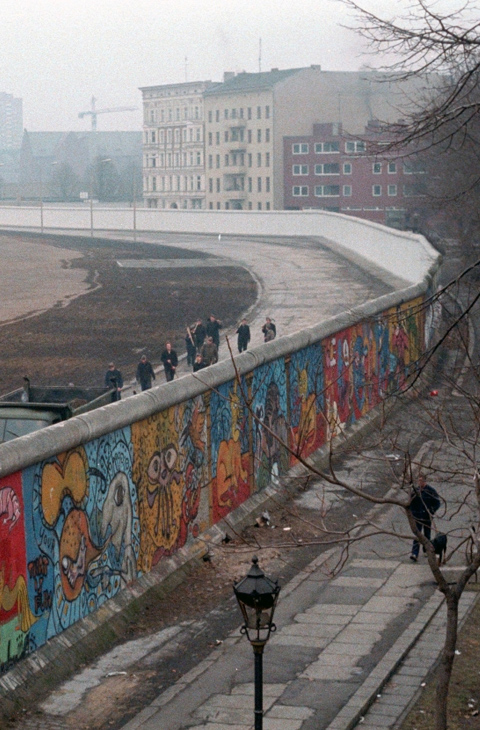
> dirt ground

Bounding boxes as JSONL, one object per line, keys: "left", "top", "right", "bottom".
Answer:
{"left": 0, "top": 231, "right": 257, "bottom": 394}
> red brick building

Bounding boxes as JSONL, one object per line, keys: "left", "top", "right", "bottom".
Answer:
{"left": 283, "top": 122, "right": 426, "bottom": 228}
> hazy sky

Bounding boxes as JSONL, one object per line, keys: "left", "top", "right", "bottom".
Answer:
{"left": 0, "top": 0, "right": 461, "bottom": 133}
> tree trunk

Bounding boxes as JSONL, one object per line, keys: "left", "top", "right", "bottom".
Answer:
{"left": 435, "top": 589, "right": 459, "bottom": 730}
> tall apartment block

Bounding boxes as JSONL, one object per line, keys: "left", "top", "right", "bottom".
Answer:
{"left": 139, "top": 80, "right": 216, "bottom": 209}
{"left": 0, "top": 93, "right": 23, "bottom": 150}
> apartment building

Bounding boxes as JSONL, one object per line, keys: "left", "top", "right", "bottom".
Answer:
{"left": 203, "top": 67, "right": 430, "bottom": 210}
{"left": 284, "top": 122, "right": 426, "bottom": 227}
{"left": 140, "top": 80, "right": 216, "bottom": 209}
{"left": 0, "top": 92, "right": 23, "bottom": 150}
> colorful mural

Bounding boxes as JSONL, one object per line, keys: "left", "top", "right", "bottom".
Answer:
{"left": 0, "top": 297, "right": 426, "bottom": 674}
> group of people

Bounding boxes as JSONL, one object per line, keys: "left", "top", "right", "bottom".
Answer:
{"left": 104, "top": 314, "right": 278, "bottom": 399}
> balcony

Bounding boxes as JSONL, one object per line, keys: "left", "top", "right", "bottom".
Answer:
{"left": 224, "top": 117, "right": 247, "bottom": 129}
{"left": 225, "top": 189, "right": 246, "bottom": 200}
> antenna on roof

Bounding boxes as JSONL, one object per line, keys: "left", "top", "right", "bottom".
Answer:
{"left": 259, "top": 38, "right": 262, "bottom": 73}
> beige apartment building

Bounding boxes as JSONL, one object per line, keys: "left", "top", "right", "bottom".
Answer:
{"left": 203, "top": 67, "right": 430, "bottom": 210}
{"left": 140, "top": 80, "right": 216, "bottom": 209}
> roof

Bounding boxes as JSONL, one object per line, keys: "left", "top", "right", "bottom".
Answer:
{"left": 203, "top": 68, "right": 307, "bottom": 97}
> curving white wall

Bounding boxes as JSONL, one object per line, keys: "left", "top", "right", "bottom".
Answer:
{"left": 0, "top": 205, "right": 438, "bottom": 285}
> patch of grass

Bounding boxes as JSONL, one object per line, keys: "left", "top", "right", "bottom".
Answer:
{"left": 402, "top": 586, "right": 480, "bottom": 730}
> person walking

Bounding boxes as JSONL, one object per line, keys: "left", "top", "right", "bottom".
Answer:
{"left": 409, "top": 473, "right": 442, "bottom": 562}
{"left": 105, "top": 362, "right": 123, "bottom": 401}
{"left": 206, "top": 314, "right": 222, "bottom": 349}
{"left": 161, "top": 342, "right": 178, "bottom": 382}
{"left": 201, "top": 336, "right": 218, "bottom": 366}
{"left": 236, "top": 318, "right": 251, "bottom": 353}
{"left": 262, "top": 317, "right": 276, "bottom": 342}
{"left": 193, "top": 319, "right": 206, "bottom": 351}
{"left": 185, "top": 326, "right": 197, "bottom": 367}
{"left": 193, "top": 353, "right": 207, "bottom": 372}
{"left": 136, "top": 355, "right": 156, "bottom": 391}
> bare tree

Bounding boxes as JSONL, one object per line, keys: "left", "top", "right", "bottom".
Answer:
{"left": 221, "top": 261, "right": 480, "bottom": 730}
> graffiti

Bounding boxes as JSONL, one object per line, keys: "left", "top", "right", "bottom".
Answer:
{"left": 0, "top": 298, "right": 426, "bottom": 675}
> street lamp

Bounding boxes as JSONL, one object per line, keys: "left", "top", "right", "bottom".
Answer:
{"left": 233, "top": 556, "right": 280, "bottom": 730}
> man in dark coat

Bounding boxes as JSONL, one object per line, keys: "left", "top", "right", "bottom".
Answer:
{"left": 136, "top": 355, "right": 156, "bottom": 391}
{"left": 409, "top": 473, "right": 441, "bottom": 561}
{"left": 193, "top": 319, "right": 206, "bottom": 351}
{"left": 185, "top": 326, "right": 197, "bottom": 367}
{"left": 105, "top": 362, "right": 123, "bottom": 401}
{"left": 193, "top": 353, "right": 207, "bottom": 372}
{"left": 160, "top": 342, "right": 178, "bottom": 382}
{"left": 262, "top": 317, "right": 276, "bottom": 342}
{"left": 236, "top": 318, "right": 251, "bottom": 353}
{"left": 206, "top": 315, "right": 222, "bottom": 349}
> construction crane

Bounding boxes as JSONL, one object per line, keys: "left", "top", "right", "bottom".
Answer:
{"left": 78, "top": 96, "right": 138, "bottom": 131}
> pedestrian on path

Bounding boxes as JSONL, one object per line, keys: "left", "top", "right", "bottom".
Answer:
{"left": 193, "top": 353, "right": 207, "bottom": 372}
{"left": 201, "top": 336, "right": 218, "bottom": 366}
{"left": 206, "top": 314, "right": 222, "bottom": 349}
{"left": 262, "top": 317, "right": 276, "bottom": 342}
{"left": 236, "top": 318, "right": 251, "bottom": 353}
{"left": 136, "top": 355, "right": 156, "bottom": 391}
{"left": 409, "top": 473, "right": 442, "bottom": 561}
{"left": 185, "top": 325, "right": 197, "bottom": 367}
{"left": 161, "top": 342, "right": 178, "bottom": 382}
{"left": 104, "top": 362, "right": 123, "bottom": 401}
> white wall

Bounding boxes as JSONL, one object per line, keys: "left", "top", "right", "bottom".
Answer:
{"left": 0, "top": 206, "right": 438, "bottom": 285}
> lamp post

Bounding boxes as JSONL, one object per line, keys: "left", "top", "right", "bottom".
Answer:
{"left": 233, "top": 556, "right": 280, "bottom": 730}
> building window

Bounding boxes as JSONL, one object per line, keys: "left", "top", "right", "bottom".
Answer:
{"left": 293, "top": 164, "right": 309, "bottom": 175}
{"left": 388, "top": 161, "right": 397, "bottom": 174}
{"left": 216, "top": 155, "right": 220, "bottom": 168}
{"left": 314, "top": 185, "right": 340, "bottom": 197}
{"left": 293, "top": 186, "right": 309, "bottom": 196}
{"left": 258, "top": 202, "right": 262, "bottom": 210}
{"left": 196, "top": 128, "right": 201, "bottom": 141}
{"left": 248, "top": 107, "right": 252, "bottom": 120}
{"left": 345, "top": 141, "right": 366, "bottom": 153}
{"left": 248, "top": 177, "right": 252, "bottom": 192}
{"left": 225, "top": 131, "right": 229, "bottom": 142}
{"left": 196, "top": 176, "right": 201, "bottom": 190}
{"left": 216, "top": 131, "right": 220, "bottom": 144}
{"left": 266, "top": 201, "right": 270, "bottom": 210}
{"left": 208, "top": 132, "right": 212, "bottom": 146}
{"left": 152, "top": 177, "right": 157, "bottom": 191}
{"left": 314, "top": 141, "right": 340, "bottom": 153}
{"left": 176, "top": 108, "right": 180, "bottom": 120}
{"left": 257, "top": 153, "right": 262, "bottom": 167}
{"left": 388, "top": 184, "right": 397, "bottom": 196}
{"left": 265, "top": 105, "right": 270, "bottom": 119}
{"left": 248, "top": 201, "right": 252, "bottom": 210}
{"left": 257, "top": 106, "right": 261, "bottom": 119}
{"left": 209, "top": 202, "right": 213, "bottom": 209}
{"left": 372, "top": 184, "right": 382, "bottom": 196}
{"left": 209, "top": 178, "right": 213, "bottom": 193}
{"left": 248, "top": 129, "right": 252, "bottom": 143}
{"left": 266, "top": 152, "right": 270, "bottom": 167}
{"left": 216, "top": 109, "right": 220, "bottom": 122}
{"left": 257, "top": 129, "right": 262, "bottom": 143}
{"left": 225, "top": 154, "right": 229, "bottom": 166}
{"left": 197, "top": 152, "right": 201, "bottom": 165}
{"left": 224, "top": 109, "right": 228, "bottom": 119}
{"left": 292, "top": 143, "right": 309, "bottom": 154}
{"left": 343, "top": 162, "right": 352, "bottom": 174}
{"left": 372, "top": 162, "right": 382, "bottom": 174}
{"left": 266, "top": 177, "right": 270, "bottom": 192}
{"left": 343, "top": 185, "right": 352, "bottom": 196}
{"left": 231, "top": 108, "right": 236, "bottom": 119}
{"left": 208, "top": 111, "right": 212, "bottom": 123}
{"left": 217, "top": 202, "right": 221, "bottom": 209}
{"left": 216, "top": 178, "right": 221, "bottom": 192}
{"left": 314, "top": 163, "right": 340, "bottom": 175}
{"left": 248, "top": 153, "right": 252, "bottom": 167}
{"left": 258, "top": 177, "right": 262, "bottom": 192}
{"left": 195, "top": 106, "right": 199, "bottom": 119}
{"left": 226, "top": 202, "right": 230, "bottom": 210}
{"left": 265, "top": 128, "right": 270, "bottom": 143}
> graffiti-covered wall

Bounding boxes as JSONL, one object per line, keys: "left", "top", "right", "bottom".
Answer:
{"left": 0, "top": 294, "right": 427, "bottom": 674}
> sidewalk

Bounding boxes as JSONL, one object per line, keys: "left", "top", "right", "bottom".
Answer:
{"left": 119, "top": 487, "right": 478, "bottom": 730}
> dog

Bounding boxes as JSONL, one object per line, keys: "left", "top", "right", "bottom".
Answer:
{"left": 431, "top": 533, "right": 447, "bottom": 565}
